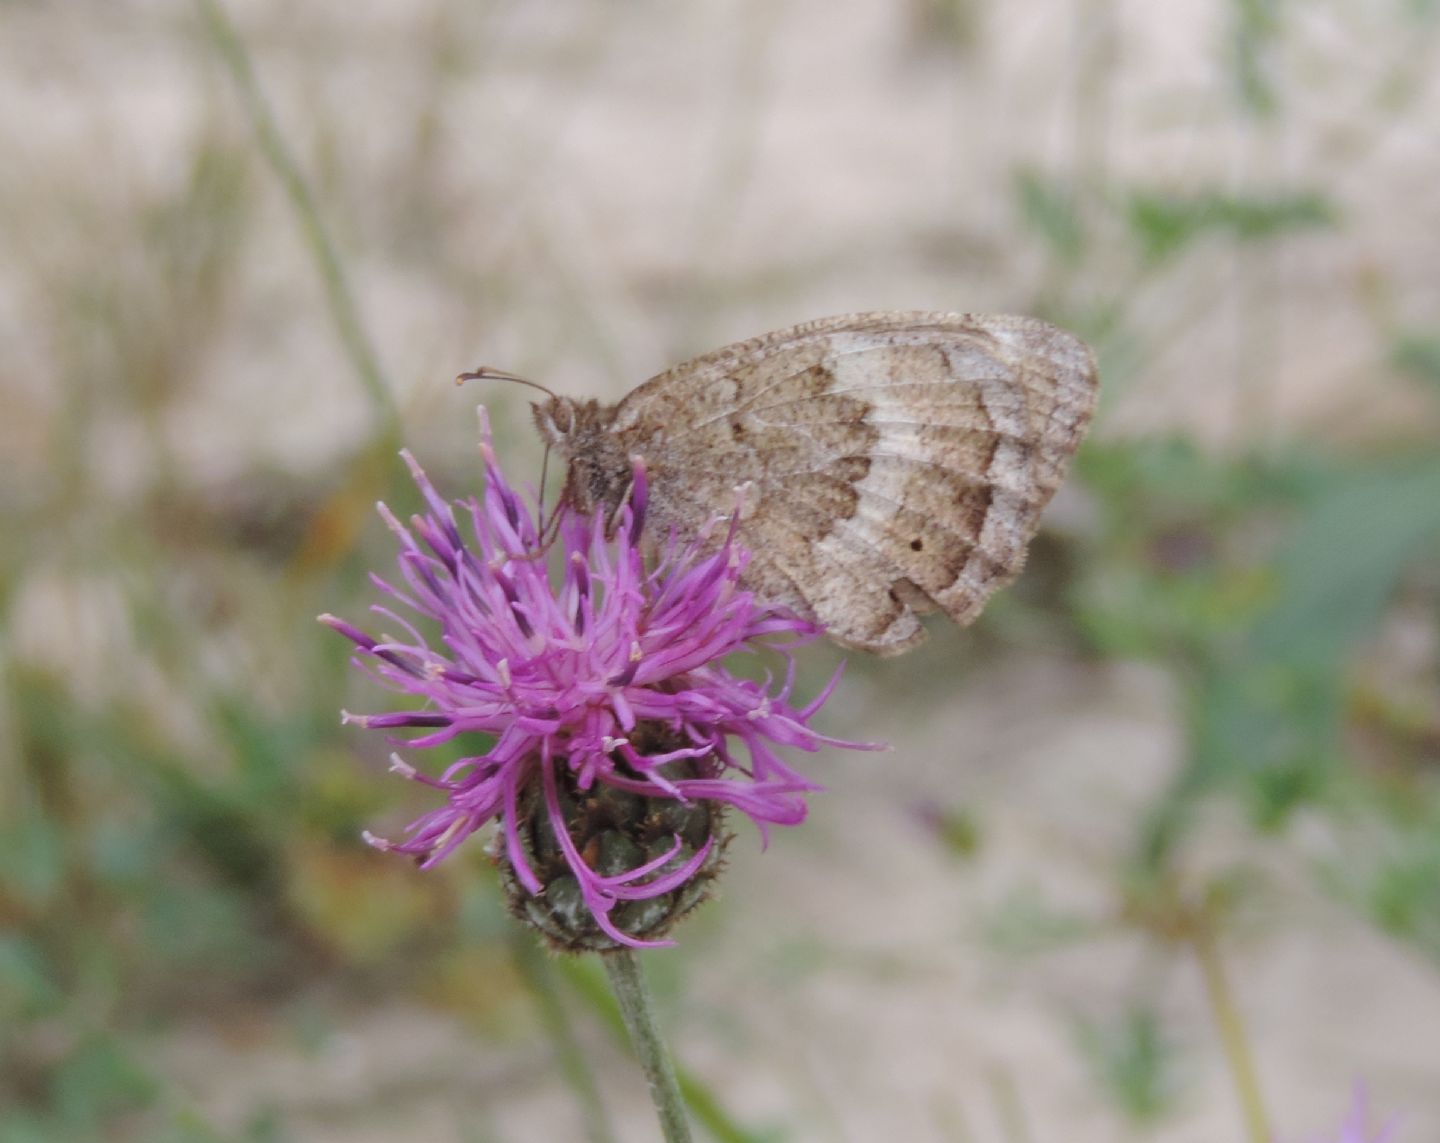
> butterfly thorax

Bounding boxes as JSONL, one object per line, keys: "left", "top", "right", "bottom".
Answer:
{"left": 532, "top": 396, "right": 632, "bottom": 516}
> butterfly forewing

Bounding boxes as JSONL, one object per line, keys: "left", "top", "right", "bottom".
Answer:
{"left": 553, "top": 312, "right": 1098, "bottom": 655}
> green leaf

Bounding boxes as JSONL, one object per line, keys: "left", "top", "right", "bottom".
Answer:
{"left": 1014, "top": 167, "right": 1086, "bottom": 266}
{"left": 1324, "top": 800, "right": 1440, "bottom": 965}
{"left": 51, "top": 1036, "right": 157, "bottom": 1131}
{"left": 1074, "top": 1005, "right": 1182, "bottom": 1123}
{"left": 1251, "top": 459, "right": 1440, "bottom": 666}
{"left": 0, "top": 936, "right": 63, "bottom": 1017}
{"left": 0, "top": 812, "right": 66, "bottom": 909}
{"left": 1136, "top": 454, "right": 1440, "bottom": 856}
{"left": 1125, "top": 188, "right": 1336, "bottom": 264}
{"left": 980, "top": 885, "right": 1099, "bottom": 957}
{"left": 0, "top": 1114, "right": 54, "bottom": 1143}
{"left": 1390, "top": 331, "right": 1440, "bottom": 391}
{"left": 1230, "top": 0, "right": 1282, "bottom": 115}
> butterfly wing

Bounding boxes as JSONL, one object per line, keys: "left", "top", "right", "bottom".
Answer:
{"left": 609, "top": 312, "right": 1098, "bottom": 655}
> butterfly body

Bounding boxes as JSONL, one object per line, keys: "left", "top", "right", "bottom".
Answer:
{"left": 532, "top": 312, "right": 1098, "bottom": 655}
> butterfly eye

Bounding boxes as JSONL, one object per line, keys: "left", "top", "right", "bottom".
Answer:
{"left": 550, "top": 399, "right": 576, "bottom": 435}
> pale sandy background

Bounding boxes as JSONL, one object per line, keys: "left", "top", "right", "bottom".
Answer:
{"left": 4, "top": 1, "right": 1439, "bottom": 1140}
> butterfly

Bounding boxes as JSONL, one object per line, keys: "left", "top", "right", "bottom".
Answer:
{"left": 474, "top": 312, "right": 1097, "bottom": 656}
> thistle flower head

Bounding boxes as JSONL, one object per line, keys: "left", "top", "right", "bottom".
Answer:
{"left": 322, "top": 410, "right": 873, "bottom": 949}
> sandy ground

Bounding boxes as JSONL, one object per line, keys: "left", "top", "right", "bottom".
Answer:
{"left": 151, "top": 653, "right": 1440, "bottom": 1140}
{"left": 6, "top": 0, "right": 1440, "bottom": 1139}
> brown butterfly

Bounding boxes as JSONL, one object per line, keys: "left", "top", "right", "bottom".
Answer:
{"left": 469, "top": 312, "right": 1097, "bottom": 656}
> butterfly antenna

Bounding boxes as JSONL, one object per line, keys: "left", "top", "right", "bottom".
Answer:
{"left": 536, "top": 440, "right": 552, "bottom": 538}
{"left": 455, "top": 366, "right": 558, "bottom": 402}
{"left": 457, "top": 367, "right": 567, "bottom": 555}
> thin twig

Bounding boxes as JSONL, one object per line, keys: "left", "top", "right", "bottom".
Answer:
{"left": 196, "top": 0, "right": 400, "bottom": 439}
{"left": 1192, "top": 920, "right": 1270, "bottom": 1143}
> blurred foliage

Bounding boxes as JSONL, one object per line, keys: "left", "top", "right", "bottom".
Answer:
{"left": 1075, "top": 441, "right": 1440, "bottom": 850}
{"left": 1014, "top": 168, "right": 1087, "bottom": 269}
{"left": 998, "top": 3, "right": 1440, "bottom": 1126}
{"left": 1391, "top": 330, "right": 1440, "bottom": 392}
{"left": 1124, "top": 188, "right": 1336, "bottom": 265}
{"left": 1073, "top": 1004, "right": 1184, "bottom": 1126}
{"left": 3, "top": 0, "right": 1440, "bottom": 1138}
{"left": 1228, "top": 0, "right": 1282, "bottom": 116}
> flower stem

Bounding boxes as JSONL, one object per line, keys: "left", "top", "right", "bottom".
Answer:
{"left": 602, "top": 949, "right": 692, "bottom": 1143}
{"left": 1192, "top": 921, "right": 1269, "bottom": 1143}
{"left": 196, "top": 0, "right": 400, "bottom": 442}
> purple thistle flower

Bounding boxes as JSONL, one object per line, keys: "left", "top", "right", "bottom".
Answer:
{"left": 321, "top": 410, "right": 875, "bottom": 949}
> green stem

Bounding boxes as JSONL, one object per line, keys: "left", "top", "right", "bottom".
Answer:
{"left": 987, "top": 1063, "right": 1034, "bottom": 1143}
{"left": 196, "top": 0, "right": 401, "bottom": 441}
{"left": 602, "top": 949, "right": 692, "bottom": 1143}
{"left": 1192, "top": 922, "right": 1270, "bottom": 1143}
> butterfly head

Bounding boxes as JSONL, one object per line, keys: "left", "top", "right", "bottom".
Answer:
{"left": 531, "top": 396, "right": 630, "bottom": 517}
